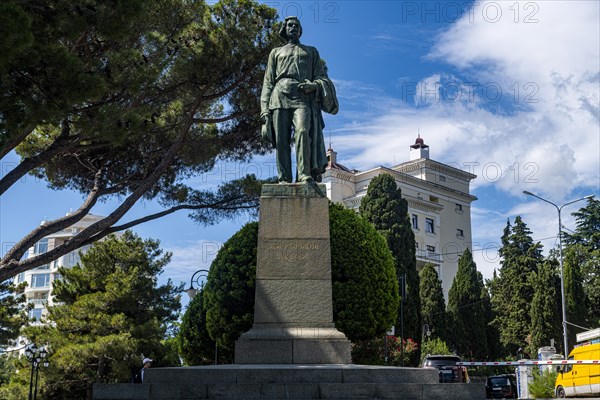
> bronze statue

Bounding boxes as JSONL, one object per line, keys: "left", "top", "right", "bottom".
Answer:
{"left": 260, "top": 16, "right": 338, "bottom": 184}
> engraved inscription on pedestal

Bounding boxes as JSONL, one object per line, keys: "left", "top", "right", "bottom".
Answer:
{"left": 235, "top": 184, "right": 352, "bottom": 364}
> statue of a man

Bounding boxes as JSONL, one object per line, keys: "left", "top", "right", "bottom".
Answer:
{"left": 261, "top": 16, "right": 338, "bottom": 184}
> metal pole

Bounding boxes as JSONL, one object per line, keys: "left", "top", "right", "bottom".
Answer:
{"left": 28, "top": 360, "right": 35, "bottom": 400}
{"left": 557, "top": 207, "right": 569, "bottom": 358}
{"left": 522, "top": 191, "right": 594, "bottom": 358}
{"left": 33, "top": 362, "right": 40, "bottom": 400}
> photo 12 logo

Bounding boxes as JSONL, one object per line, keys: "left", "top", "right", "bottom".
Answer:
{"left": 400, "top": 1, "right": 540, "bottom": 24}
{"left": 402, "top": 81, "right": 540, "bottom": 105}
{"left": 263, "top": 1, "right": 340, "bottom": 23}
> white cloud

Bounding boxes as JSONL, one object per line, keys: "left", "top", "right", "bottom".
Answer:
{"left": 330, "top": 1, "right": 598, "bottom": 278}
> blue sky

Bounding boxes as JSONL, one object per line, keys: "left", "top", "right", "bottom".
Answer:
{"left": 1, "top": 1, "right": 599, "bottom": 306}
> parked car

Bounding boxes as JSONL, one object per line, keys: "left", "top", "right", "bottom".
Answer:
{"left": 422, "top": 354, "right": 469, "bottom": 383}
{"left": 485, "top": 374, "right": 517, "bottom": 399}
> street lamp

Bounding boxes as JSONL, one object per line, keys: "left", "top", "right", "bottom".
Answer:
{"left": 25, "top": 343, "right": 49, "bottom": 400}
{"left": 184, "top": 269, "right": 209, "bottom": 299}
{"left": 523, "top": 191, "right": 595, "bottom": 357}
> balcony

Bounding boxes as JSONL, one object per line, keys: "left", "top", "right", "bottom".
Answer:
{"left": 416, "top": 248, "right": 441, "bottom": 263}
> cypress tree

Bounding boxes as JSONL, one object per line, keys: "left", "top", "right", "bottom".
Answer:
{"left": 447, "top": 248, "right": 488, "bottom": 359}
{"left": 491, "top": 217, "right": 544, "bottom": 356}
{"left": 563, "top": 245, "right": 590, "bottom": 349}
{"left": 359, "top": 174, "right": 421, "bottom": 361}
{"left": 530, "top": 257, "right": 562, "bottom": 354}
{"left": 419, "top": 263, "right": 447, "bottom": 343}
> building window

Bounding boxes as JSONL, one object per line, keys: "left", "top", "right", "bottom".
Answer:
{"left": 28, "top": 308, "right": 43, "bottom": 321}
{"left": 415, "top": 242, "right": 419, "bottom": 249}
{"left": 439, "top": 175, "right": 446, "bottom": 182}
{"left": 35, "top": 264, "right": 50, "bottom": 270}
{"left": 457, "top": 228, "right": 464, "bottom": 238}
{"left": 455, "top": 203, "right": 463, "bottom": 213}
{"left": 411, "top": 214, "right": 419, "bottom": 229}
{"left": 17, "top": 272, "right": 25, "bottom": 283}
{"left": 426, "top": 245, "right": 436, "bottom": 253}
{"left": 34, "top": 239, "right": 48, "bottom": 254}
{"left": 31, "top": 273, "right": 50, "bottom": 288}
{"left": 425, "top": 218, "right": 435, "bottom": 233}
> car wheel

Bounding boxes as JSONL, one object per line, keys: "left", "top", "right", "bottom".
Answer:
{"left": 556, "top": 386, "right": 566, "bottom": 398}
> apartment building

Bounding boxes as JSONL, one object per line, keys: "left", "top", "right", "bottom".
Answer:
{"left": 13, "top": 213, "right": 105, "bottom": 324}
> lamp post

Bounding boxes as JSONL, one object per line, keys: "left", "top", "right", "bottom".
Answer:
{"left": 522, "top": 191, "right": 595, "bottom": 357}
{"left": 184, "top": 269, "right": 209, "bottom": 299}
{"left": 25, "top": 343, "right": 49, "bottom": 400}
{"left": 183, "top": 269, "right": 217, "bottom": 363}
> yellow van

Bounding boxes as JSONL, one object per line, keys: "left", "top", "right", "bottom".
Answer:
{"left": 555, "top": 340, "right": 600, "bottom": 398}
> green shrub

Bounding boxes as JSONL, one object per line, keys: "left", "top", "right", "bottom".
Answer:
{"left": 528, "top": 368, "right": 558, "bottom": 399}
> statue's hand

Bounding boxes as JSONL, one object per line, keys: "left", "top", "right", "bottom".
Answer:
{"left": 260, "top": 112, "right": 270, "bottom": 124}
{"left": 298, "top": 80, "right": 317, "bottom": 94}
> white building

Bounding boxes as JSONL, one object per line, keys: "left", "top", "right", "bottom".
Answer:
{"left": 323, "top": 136, "right": 477, "bottom": 300}
{"left": 13, "top": 213, "right": 105, "bottom": 324}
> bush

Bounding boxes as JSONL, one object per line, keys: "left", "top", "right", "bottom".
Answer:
{"left": 528, "top": 368, "right": 558, "bottom": 399}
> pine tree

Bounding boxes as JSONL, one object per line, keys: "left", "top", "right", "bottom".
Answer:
{"left": 419, "top": 263, "right": 447, "bottom": 343}
{"left": 24, "top": 231, "right": 181, "bottom": 400}
{"left": 530, "top": 257, "right": 562, "bottom": 354}
{"left": 563, "top": 198, "right": 600, "bottom": 328}
{"left": 564, "top": 198, "right": 600, "bottom": 250}
{"left": 491, "top": 217, "right": 543, "bottom": 356}
{"left": 447, "top": 248, "right": 488, "bottom": 359}
{"left": 359, "top": 174, "right": 421, "bottom": 362}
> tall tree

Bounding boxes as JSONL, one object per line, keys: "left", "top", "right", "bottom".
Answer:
{"left": 563, "top": 245, "right": 589, "bottom": 350}
{"left": 482, "top": 277, "right": 501, "bottom": 360}
{"left": 419, "top": 263, "right": 447, "bottom": 343}
{"left": 447, "top": 248, "right": 488, "bottom": 359}
{"left": 564, "top": 198, "right": 600, "bottom": 250}
{"left": 0, "top": 0, "right": 278, "bottom": 281}
{"left": 23, "top": 231, "right": 181, "bottom": 400}
{"left": 491, "top": 217, "right": 544, "bottom": 356}
{"left": 564, "top": 198, "right": 600, "bottom": 328}
{"left": 530, "top": 257, "right": 562, "bottom": 354}
{"left": 359, "top": 174, "right": 421, "bottom": 355}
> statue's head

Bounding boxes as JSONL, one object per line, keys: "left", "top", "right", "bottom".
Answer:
{"left": 279, "top": 16, "right": 302, "bottom": 41}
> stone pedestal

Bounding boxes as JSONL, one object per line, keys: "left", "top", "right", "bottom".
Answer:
{"left": 235, "top": 183, "right": 351, "bottom": 364}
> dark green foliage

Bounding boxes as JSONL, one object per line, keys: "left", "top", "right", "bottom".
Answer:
{"left": 359, "top": 174, "right": 421, "bottom": 363}
{"left": 202, "top": 204, "right": 400, "bottom": 360}
{"left": 0, "top": 281, "right": 28, "bottom": 347}
{"left": 24, "top": 231, "right": 181, "bottom": 400}
{"left": 419, "top": 263, "right": 448, "bottom": 343}
{"left": 447, "top": 249, "right": 489, "bottom": 359}
{"left": 530, "top": 258, "right": 562, "bottom": 354}
{"left": 491, "top": 217, "right": 544, "bottom": 356}
{"left": 564, "top": 198, "right": 600, "bottom": 251}
{"left": 482, "top": 278, "right": 501, "bottom": 360}
{"left": 0, "top": 0, "right": 279, "bottom": 281}
{"left": 563, "top": 245, "right": 588, "bottom": 350}
{"left": 178, "top": 290, "right": 216, "bottom": 365}
{"left": 329, "top": 203, "right": 399, "bottom": 340}
{"left": 204, "top": 222, "right": 258, "bottom": 363}
{"left": 564, "top": 198, "right": 600, "bottom": 328}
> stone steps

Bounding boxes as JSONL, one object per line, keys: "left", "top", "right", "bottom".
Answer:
{"left": 93, "top": 364, "right": 487, "bottom": 400}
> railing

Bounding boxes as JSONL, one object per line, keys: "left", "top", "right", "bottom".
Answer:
{"left": 416, "top": 249, "right": 441, "bottom": 262}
